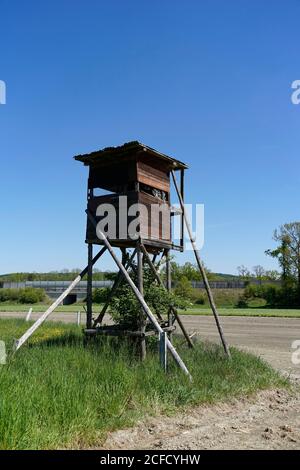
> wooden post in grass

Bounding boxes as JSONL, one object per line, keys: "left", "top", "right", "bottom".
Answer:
{"left": 137, "top": 241, "right": 146, "bottom": 361}
{"left": 77, "top": 311, "right": 81, "bottom": 326}
{"left": 159, "top": 331, "right": 167, "bottom": 372}
{"left": 86, "top": 243, "right": 93, "bottom": 329}
{"left": 25, "top": 307, "right": 33, "bottom": 322}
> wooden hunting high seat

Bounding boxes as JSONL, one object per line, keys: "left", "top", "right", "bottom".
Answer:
{"left": 74, "top": 141, "right": 187, "bottom": 253}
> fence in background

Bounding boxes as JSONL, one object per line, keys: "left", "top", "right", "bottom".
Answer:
{"left": 0, "top": 280, "right": 113, "bottom": 301}
{"left": 0, "top": 279, "right": 281, "bottom": 302}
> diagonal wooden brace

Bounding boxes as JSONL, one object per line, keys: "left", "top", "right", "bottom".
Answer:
{"left": 14, "top": 246, "right": 107, "bottom": 352}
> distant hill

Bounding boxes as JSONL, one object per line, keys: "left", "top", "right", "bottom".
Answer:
{"left": 210, "top": 272, "right": 241, "bottom": 281}
{"left": 0, "top": 271, "right": 110, "bottom": 282}
{"left": 0, "top": 270, "right": 241, "bottom": 283}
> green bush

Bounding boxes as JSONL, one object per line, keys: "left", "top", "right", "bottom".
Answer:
{"left": 19, "top": 288, "right": 46, "bottom": 304}
{"left": 110, "top": 283, "right": 186, "bottom": 329}
{"left": 92, "top": 287, "right": 110, "bottom": 304}
{"left": 239, "top": 283, "right": 299, "bottom": 308}
{"left": 0, "top": 289, "right": 21, "bottom": 303}
{"left": 174, "top": 276, "right": 194, "bottom": 300}
{"left": 110, "top": 265, "right": 187, "bottom": 329}
{"left": 195, "top": 295, "right": 205, "bottom": 305}
{"left": 0, "top": 287, "right": 46, "bottom": 304}
{"left": 236, "top": 297, "right": 248, "bottom": 308}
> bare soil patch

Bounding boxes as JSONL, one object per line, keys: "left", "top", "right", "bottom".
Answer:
{"left": 102, "top": 389, "right": 300, "bottom": 450}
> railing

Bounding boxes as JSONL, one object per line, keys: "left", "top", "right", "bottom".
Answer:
{"left": 1, "top": 279, "right": 281, "bottom": 291}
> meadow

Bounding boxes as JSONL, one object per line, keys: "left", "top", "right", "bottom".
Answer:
{"left": 1, "top": 286, "right": 300, "bottom": 318}
{"left": 0, "top": 318, "right": 288, "bottom": 449}
{"left": 0, "top": 302, "right": 300, "bottom": 318}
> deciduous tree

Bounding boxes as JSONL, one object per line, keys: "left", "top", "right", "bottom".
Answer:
{"left": 266, "top": 222, "right": 300, "bottom": 297}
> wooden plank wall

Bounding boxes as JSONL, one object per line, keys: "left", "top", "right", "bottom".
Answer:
{"left": 137, "top": 160, "right": 170, "bottom": 193}
{"left": 86, "top": 192, "right": 171, "bottom": 245}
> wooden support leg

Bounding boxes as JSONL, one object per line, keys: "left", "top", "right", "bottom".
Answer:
{"left": 166, "top": 249, "right": 172, "bottom": 292}
{"left": 165, "top": 249, "right": 173, "bottom": 341}
{"left": 180, "top": 168, "right": 185, "bottom": 251}
{"left": 86, "top": 210, "right": 192, "bottom": 380}
{"left": 86, "top": 243, "right": 93, "bottom": 329}
{"left": 171, "top": 170, "right": 231, "bottom": 358}
{"left": 137, "top": 242, "right": 146, "bottom": 361}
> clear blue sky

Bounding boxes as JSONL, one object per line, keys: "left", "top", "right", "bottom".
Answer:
{"left": 0, "top": 0, "right": 299, "bottom": 275}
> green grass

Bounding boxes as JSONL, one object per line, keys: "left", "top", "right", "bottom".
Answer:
{"left": 179, "top": 307, "right": 300, "bottom": 318}
{"left": 0, "top": 318, "right": 288, "bottom": 450}
{"left": 0, "top": 302, "right": 85, "bottom": 312}
{"left": 1, "top": 302, "right": 300, "bottom": 318}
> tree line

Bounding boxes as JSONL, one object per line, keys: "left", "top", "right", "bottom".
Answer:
{"left": 1, "top": 221, "right": 299, "bottom": 307}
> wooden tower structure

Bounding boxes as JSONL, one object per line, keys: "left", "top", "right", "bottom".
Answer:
{"left": 14, "top": 141, "right": 230, "bottom": 379}
{"left": 74, "top": 141, "right": 189, "bottom": 355}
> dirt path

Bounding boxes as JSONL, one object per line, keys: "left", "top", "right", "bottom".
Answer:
{"left": 181, "top": 315, "right": 300, "bottom": 379}
{"left": 102, "top": 389, "right": 300, "bottom": 450}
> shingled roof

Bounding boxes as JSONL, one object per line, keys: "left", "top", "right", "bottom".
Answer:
{"left": 74, "top": 141, "right": 188, "bottom": 170}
